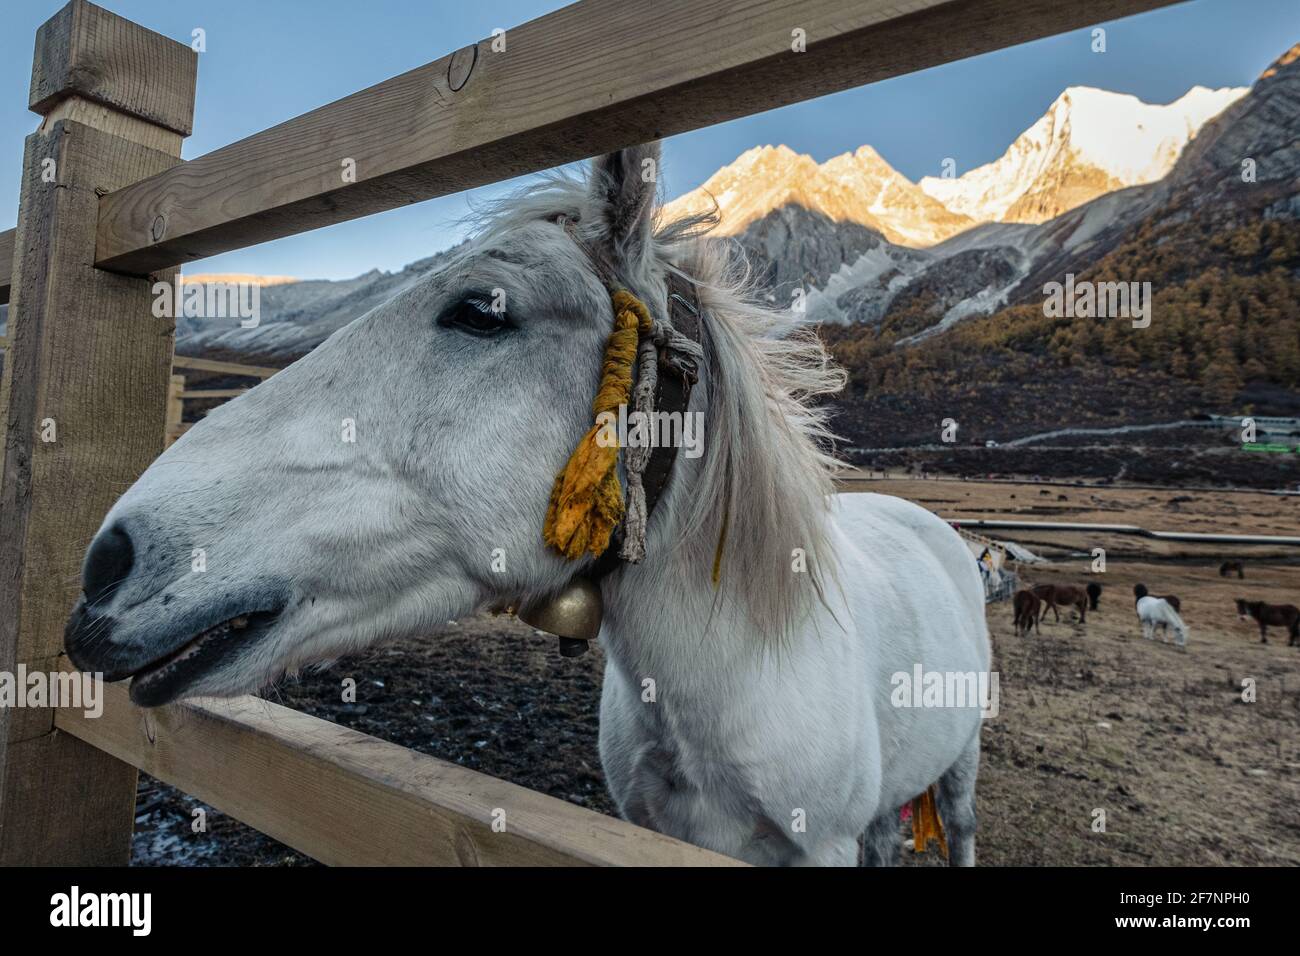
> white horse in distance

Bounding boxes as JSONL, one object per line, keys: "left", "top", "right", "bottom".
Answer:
{"left": 1134, "top": 584, "right": 1189, "bottom": 647}
{"left": 65, "top": 142, "right": 991, "bottom": 866}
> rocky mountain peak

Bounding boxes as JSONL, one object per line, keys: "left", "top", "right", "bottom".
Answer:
{"left": 663, "top": 141, "right": 972, "bottom": 248}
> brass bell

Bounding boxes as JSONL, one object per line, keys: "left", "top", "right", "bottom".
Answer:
{"left": 517, "top": 577, "right": 603, "bottom": 658}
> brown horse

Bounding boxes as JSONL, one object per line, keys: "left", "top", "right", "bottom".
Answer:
{"left": 1133, "top": 584, "right": 1180, "bottom": 612}
{"left": 1236, "top": 598, "right": 1300, "bottom": 645}
{"left": 1031, "top": 583, "right": 1088, "bottom": 624}
{"left": 1013, "top": 589, "right": 1042, "bottom": 636}
{"left": 1220, "top": 561, "right": 1245, "bottom": 579}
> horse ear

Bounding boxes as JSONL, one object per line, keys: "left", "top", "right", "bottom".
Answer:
{"left": 582, "top": 142, "right": 661, "bottom": 266}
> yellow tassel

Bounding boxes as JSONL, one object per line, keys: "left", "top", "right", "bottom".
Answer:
{"left": 543, "top": 290, "right": 653, "bottom": 559}
{"left": 911, "top": 784, "right": 949, "bottom": 859}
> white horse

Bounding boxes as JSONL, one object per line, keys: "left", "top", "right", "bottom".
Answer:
{"left": 65, "top": 143, "right": 990, "bottom": 866}
{"left": 1133, "top": 584, "right": 1188, "bottom": 647}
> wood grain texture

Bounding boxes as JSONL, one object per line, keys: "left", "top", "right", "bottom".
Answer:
{"left": 165, "top": 372, "right": 183, "bottom": 444}
{"left": 0, "top": 0, "right": 193, "bottom": 865}
{"left": 40, "top": 95, "right": 184, "bottom": 154}
{"left": 29, "top": 0, "right": 197, "bottom": 136}
{"left": 0, "top": 336, "right": 7, "bottom": 434}
{"left": 56, "top": 681, "right": 747, "bottom": 867}
{"left": 178, "top": 387, "right": 249, "bottom": 399}
{"left": 0, "top": 730, "right": 138, "bottom": 865}
{"left": 0, "top": 121, "right": 181, "bottom": 675}
{"left": 0, "top": 229, "right": 13, "bottom": 305}
{"left": 0, "top": 119, "right": 184, "bottom": 864}
{"left": 93, "top": 0, "right": 1181, "bottom": 274}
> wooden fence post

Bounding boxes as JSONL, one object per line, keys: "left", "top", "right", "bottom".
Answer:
{"left": 0, "top": 0, "right": 196, "bottom": 865}
{"left": 166, "top": 373, "right": 185, "bottom": 446}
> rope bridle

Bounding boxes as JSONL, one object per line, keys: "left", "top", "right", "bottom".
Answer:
{"left": 553, "top": 214, "right": 705, "bottom": 579}
{"left": 515, "top": 217, "right": 712, "bottom": 656}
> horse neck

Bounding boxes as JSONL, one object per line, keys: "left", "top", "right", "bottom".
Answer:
{"left": 593, "top": 288, "right": 836, "bottom": 686}
{"left": 598, "top": 453, "right": 767, "bottom": 687}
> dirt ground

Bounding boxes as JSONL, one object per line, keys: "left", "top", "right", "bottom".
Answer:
{"left": 131, "top": 478, "right": 1300, "bottom": 866}
{"left": 978, "top": 561, "right": 1300, "bottom": 865}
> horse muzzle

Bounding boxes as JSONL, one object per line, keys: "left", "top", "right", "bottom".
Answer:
{"left": 66, "top": 596, "right": 286, "bottom": 707}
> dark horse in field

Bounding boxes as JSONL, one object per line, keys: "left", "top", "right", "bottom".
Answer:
{"left": 1086, "top": 582, "right": 1102, "bottom": 610}
{"left": 1132, "top": 583, "right": 1181, "bottom": 611}
{"left": 1013, "top": 589, "right": 1042, "bottom": 636}
{"left": 1236, "top": 598, "right": 1299, "bottom": 645}
{"left": 1031, "top": 583, "right": 1088, "bottom": 623}
{"left": 1220, "top": 561, "right": 1245, "bottom": 579}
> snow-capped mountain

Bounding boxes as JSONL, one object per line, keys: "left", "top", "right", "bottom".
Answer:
{"left": 821, "top": 146, "right": 976, "bottom": 246}
{"left": 815, "top": 60, "right": 1292, "bottom": 337}
{"left": 118, "top": 79, "right": 1263, "bottom": 367}
{"left": 918, "top": 85, "right": 1247, "bottom": 224}
{"left": 662, "top": 144, "right": 973, "bottom": 248}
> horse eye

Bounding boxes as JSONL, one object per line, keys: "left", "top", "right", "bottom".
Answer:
{"left": 440, "top": 297, "right": 509, "bottom": 337}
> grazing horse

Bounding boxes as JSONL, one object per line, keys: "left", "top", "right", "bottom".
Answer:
{"left": 1086, "top": 581, "right": 1102, "bottom": 611}
{"left": 1133, "top": 584, "right": 1189, "bottom": 647}
{"left": 1031, "top": 583, "right": 1088, "bottom": 623}
{"left": 1235, "top": 599, "right": 1300, "bottom": 645}
{"left": 1220, "top": 561, "right": 1245, "bottom": 579}
{"left": 1013, "top": 589, "right": 1041, "bottom": 636}
{"left": 62, "top": 143, "right": 990, "bottom": 867}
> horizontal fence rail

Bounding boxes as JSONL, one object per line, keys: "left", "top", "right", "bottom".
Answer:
{"left": 56, "top": 679, "right": 744, "bottom": 867}
{"left": 88, "top": 0, "right": 1178, "bottom": 275}
{"left": 0, "top": 335, "right": 278, "bottom": 378}
{"left": 169, "top": 354, "right": 279, "bottom": 378}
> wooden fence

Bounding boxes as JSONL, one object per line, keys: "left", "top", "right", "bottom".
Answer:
{"left": 165, "top": 354, "right": 279, "bottom": 444}
{"left": 0, "top": 0, "right": 1177, "bottom": 866}
{"left": 1, "top": 337, "right": 275, "bottom": 445}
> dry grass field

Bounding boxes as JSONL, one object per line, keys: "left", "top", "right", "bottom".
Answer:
{"left": 844, "top": 473, "right": 1300, "bottom": 557}
{"left": 855, "top": 476, "right": 1300, "bottom": 865}
{"left": 971, "top": 560, "right": 1300, "bottom": 866}
{"left": 132, "top": 477, "right": 1300, "bottom": 865}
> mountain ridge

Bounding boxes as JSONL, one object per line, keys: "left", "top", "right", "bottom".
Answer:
{"left": 41, "top": 70, "right": 1272, "bottom": 381}
{"left": 663, "top": 83, "right": 1247, "bottom": 248}
{"left": 918, "top": 84, "right": 1247, "bottom": 224}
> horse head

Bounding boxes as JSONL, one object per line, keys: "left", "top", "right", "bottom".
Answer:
{"left": 64, "top": 145, "right": 676, "bottom": 706}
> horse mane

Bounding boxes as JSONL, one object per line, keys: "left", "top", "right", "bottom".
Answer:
{"left": 469, "top": 171, "right": 848, "bottom": 642}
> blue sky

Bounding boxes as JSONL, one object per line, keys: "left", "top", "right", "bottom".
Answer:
{"left": 2, "top": 0, "right": 1296, "bottom": 279}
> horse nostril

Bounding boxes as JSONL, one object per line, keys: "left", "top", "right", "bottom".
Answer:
{"left": 84, "top": 525, "right": 135, "bottom": 606}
